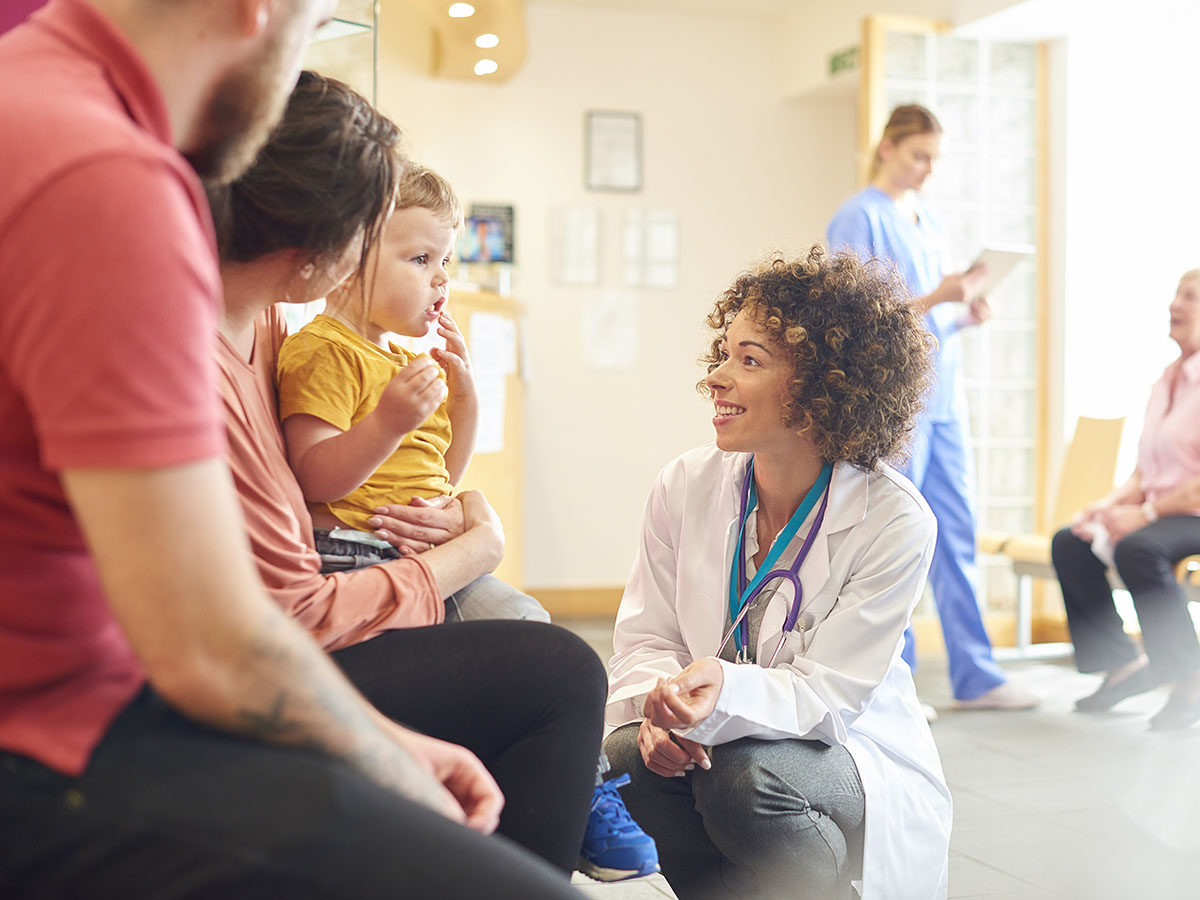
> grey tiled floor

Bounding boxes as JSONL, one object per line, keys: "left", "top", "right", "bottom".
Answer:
{"left": 563, "top": 618, "right": 1200, "bottom": 899}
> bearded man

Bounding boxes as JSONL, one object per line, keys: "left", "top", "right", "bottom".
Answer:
{"left": 0, "top": 4, "right": 594, "bottom": 897}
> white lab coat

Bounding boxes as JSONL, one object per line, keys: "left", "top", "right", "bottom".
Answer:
{"left": 607, "top": 445, "right": 952, "bottom": 900}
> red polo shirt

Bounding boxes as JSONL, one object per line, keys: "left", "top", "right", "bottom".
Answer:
{"left": 0, "top": 0, "right": 225, "bottom": 775}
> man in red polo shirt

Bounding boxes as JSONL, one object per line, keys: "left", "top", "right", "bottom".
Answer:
{"left": 0, "top": 2, "right": 594, "bottom": 897}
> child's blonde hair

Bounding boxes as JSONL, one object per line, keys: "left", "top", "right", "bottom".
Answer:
{"left": 396, "top": 165, "right": 464, "bottom": 231}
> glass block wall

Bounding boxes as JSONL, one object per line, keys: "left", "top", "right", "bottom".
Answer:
{"left": 883, "top": 32, "right": 1040, "bottom": 611}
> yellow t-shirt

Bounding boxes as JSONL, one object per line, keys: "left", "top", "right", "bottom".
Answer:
{"left": 276, "top": 314, "right": 452, "bottom": 531}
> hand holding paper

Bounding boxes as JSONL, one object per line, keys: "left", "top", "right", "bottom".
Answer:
{"left": 967, "top": 246, "right": 1034, "bottom": 298}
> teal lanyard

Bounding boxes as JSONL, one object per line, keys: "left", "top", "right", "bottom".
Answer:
{"left": 727, "top": 459, "right": 833, "bottom": 657}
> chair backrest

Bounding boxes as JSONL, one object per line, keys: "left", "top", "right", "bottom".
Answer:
{"left": 1047, "top": 416, "right": 1126, "bottom": 531}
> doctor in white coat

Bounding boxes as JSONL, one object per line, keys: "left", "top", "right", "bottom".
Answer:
{"left": 604, "top": 248, "right": 953, "bottom": 900}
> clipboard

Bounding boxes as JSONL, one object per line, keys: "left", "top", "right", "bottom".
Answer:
{"left": 968, "top": 245, "right": 1034, "bottom": 297}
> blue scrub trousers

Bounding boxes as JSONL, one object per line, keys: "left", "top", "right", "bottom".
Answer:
{"left": 901, "top": 413, "right": 1008, "bottom": 701}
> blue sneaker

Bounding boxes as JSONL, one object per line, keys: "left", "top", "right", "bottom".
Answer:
{"left": 577, "top": 773, "right": 660, "bottom": 882}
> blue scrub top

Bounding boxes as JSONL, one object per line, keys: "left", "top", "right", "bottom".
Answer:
{"left": 826, "top": 185, "right": 964, "bottom": 422}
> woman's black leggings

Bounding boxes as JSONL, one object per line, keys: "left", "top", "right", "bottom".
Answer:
{"left": 332, "top": 620, "right": 607, "bottom": 870}
{"left": 0, "top": 620, "right": 606, "bottom": 900}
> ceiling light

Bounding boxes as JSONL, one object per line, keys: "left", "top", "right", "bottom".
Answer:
{"left": 447, "top": 3, "right": 475, "bottom": 17}
{"left": 474, "top": 59, "right": 499, "bottom": 76}
{"left": 475, "top": 33, "right": 500, "bottom": 49}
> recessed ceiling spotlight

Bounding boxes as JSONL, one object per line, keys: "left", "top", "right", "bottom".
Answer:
{"left": 474, "top": 58, "right": 499, "bottom": 76}
{"left": 448, "top": 3, "right": 475, "bottom": 17}
{"left": 475, "top": 33, "right": 500, "bottom": 49}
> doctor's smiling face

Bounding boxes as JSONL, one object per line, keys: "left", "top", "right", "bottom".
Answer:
{"left": 700, "top": 250, "right": 935, "bottom": 471}
{"left": 705, "top": 311, "right": 797, "bottom": 455}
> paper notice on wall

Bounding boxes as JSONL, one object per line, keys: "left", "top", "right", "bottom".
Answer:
{"left": 583, "top": 290, "right": 637, "bottom": 369}
{"left": 473, "top": 373, "right": 506, "bottom": 455}
{"left": 469, "top": 311, "right": 516, "bottom": 376}
{"left": 644, "top": 210, "right": 679, "bottom": 289}
{"left": 623, "top": 209, "right": 678, "bottom": 289}
{"left": 550, "top": 206, "right": 601, "bottom": 285}
{"left": 469, "top": 311, "right": 516, "bottom": 454}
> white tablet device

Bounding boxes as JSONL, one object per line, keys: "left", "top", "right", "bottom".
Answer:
{"left": 968, "top": 245, "right": 1034, "bottom": 298}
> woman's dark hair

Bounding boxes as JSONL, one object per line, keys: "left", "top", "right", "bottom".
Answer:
{"left": 206, "top": 70, "right": 403, "bottom": 278}
{"left": 699, "top": 246, "right": 935, "bottom": 470}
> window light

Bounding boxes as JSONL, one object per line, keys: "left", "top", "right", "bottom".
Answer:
{"left": 475, "top": 33, "right": 500, "bottom": 49}
{"left": 448, "top": 3, "right": 475, "bottom": 17}
{"left": 474, "top": 59, "right": 499, "bottom": 76}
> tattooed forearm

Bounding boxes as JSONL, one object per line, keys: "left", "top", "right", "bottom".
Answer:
{"left": 219, "top": 614, "right": 445, "bottom": 812}
{"left": 234, "top": 691, "right": 324, "bottom": 750}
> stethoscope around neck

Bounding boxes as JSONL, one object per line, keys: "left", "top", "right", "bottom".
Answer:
{"left": 717, "top": 457, "right": 833, "bottom": 668}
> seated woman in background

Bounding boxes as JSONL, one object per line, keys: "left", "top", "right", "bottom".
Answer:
{"left": 1051, "top": 269, "right": 1200, "bottom": 730}
{"left": 604, "top": 248, "right": 952, "bottom": 900}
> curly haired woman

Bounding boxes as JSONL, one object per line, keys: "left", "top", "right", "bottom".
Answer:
{"left": 603, "top": 247, "right": 953, "bottom": 900}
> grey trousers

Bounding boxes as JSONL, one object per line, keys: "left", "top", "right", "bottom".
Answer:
{"left": 313, "top": 527, "right": 550, "bottom": 624}
{"left": 444, "top": 573, "right": 551, "bottom": 624}
{"left": 604, "top": 724, "right": 865, "bottom": 900}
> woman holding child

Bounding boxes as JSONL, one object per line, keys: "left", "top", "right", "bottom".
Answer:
{"left": 207, "top": 70, "right": 612, "bottom": 889}
{"left": 604, "top": 248, "right": 953, "bottom": 900}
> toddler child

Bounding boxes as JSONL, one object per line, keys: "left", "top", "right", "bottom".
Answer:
{"left": 276, "top": 164, "right": 543, "bottom": 622}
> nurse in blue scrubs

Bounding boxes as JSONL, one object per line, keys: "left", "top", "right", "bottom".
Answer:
{"left": 826, "top": 104, "right": 1039, "bottom": 711}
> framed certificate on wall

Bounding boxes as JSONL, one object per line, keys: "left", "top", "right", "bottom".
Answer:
{"left": 585, "top": 111, "right": 642, "bottom": 193}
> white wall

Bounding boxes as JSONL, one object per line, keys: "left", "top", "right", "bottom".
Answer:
{"left": 378, "top": 2, "right": 857, "bottom": 587}
{"left": 1057, "top": 0, "right": 1200, "bottom": 478}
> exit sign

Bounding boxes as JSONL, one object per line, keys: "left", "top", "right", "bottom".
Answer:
{"left": 828, "top": 46, "right": 859, "bottom": 78}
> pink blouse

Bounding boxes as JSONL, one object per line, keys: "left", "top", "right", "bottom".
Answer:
{"left": 1137, "top": 349, "right": 1200, "bottom": 513}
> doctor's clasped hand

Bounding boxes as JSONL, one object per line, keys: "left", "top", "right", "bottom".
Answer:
{"left": 636, "top": 719, "right": 712, "bottom": 779}
{"left": 638, "top": 661, "right": 722, "bottom": 777}
{"left": 643, "top": 659, "right": 724, "bottom": 730}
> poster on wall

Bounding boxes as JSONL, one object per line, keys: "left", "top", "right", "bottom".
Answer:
{"left": 463, "top": 203, "right": 515, "bottom": 262}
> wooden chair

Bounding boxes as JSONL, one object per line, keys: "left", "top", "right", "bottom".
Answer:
{"left": 981, "top": 416, "right": 1126, "bottom": 656}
